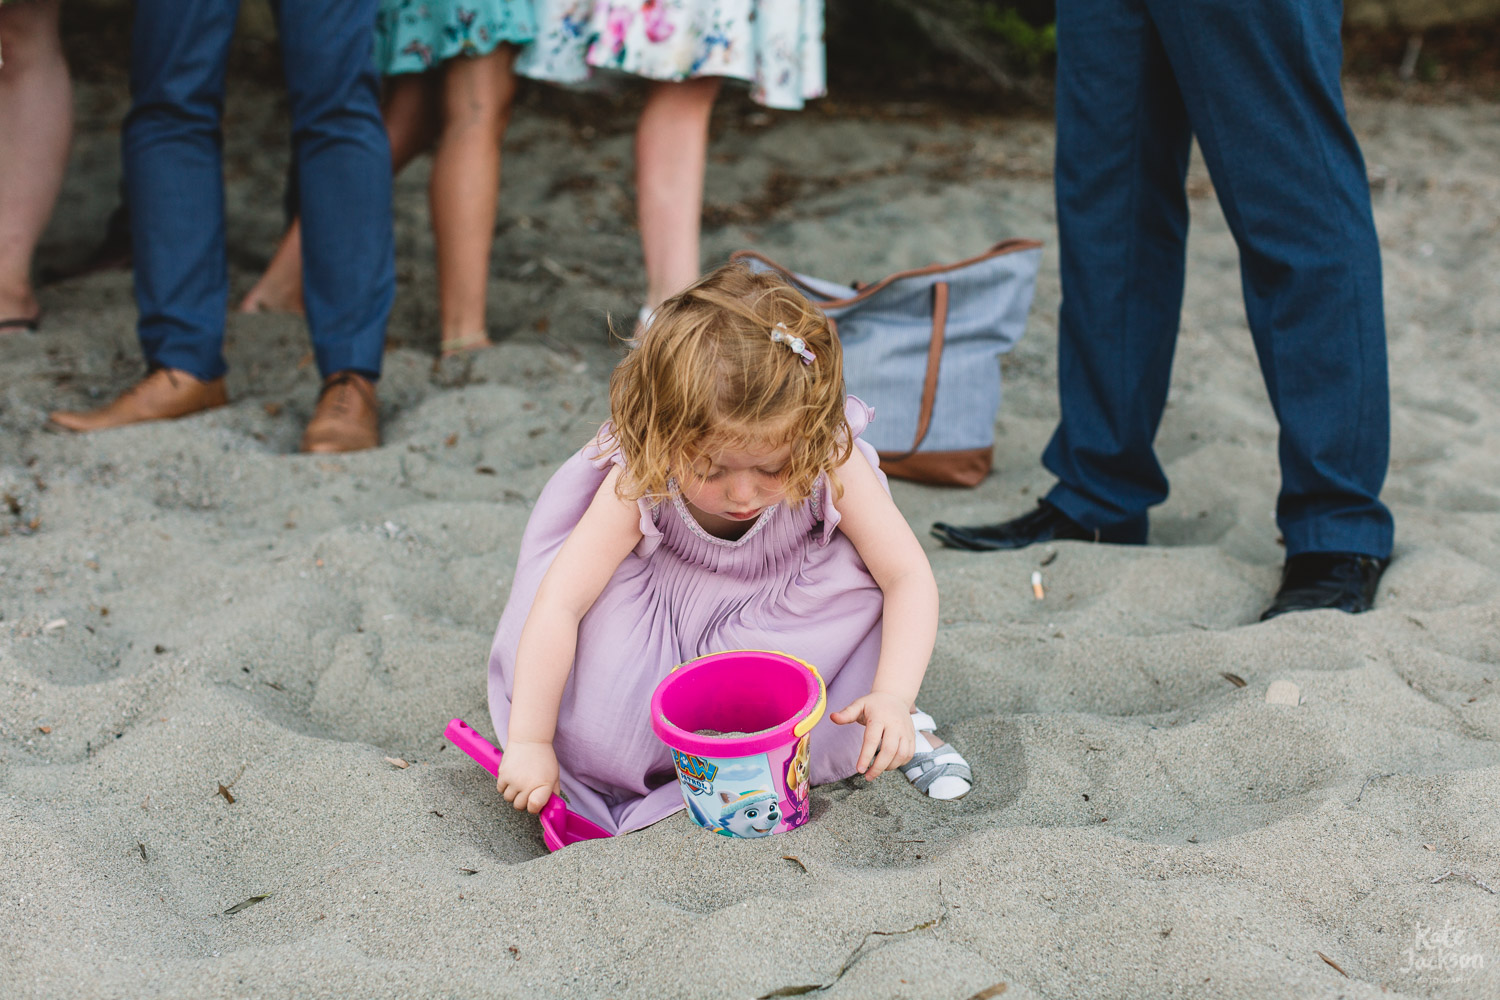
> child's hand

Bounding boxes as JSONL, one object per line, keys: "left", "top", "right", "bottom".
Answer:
{"left": 496, "top": 740, "right": 560, "bottom": 814}
{"left": 830, "top": 692, "right": 916, "bottom": 781}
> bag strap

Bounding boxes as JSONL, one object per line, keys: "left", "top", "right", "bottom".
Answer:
{"left": 878, "top": 280, "right": 949, "bottom": 463}
{"left": 729, "top": 238, "right": 1041, "bottom": 308}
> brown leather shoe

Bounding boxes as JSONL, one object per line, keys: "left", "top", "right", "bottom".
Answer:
{"left": 49, "top": 367, "right": 227, "bottom": 432}
{"left": 301, "top": 371, "right": 379, "bottom": 453}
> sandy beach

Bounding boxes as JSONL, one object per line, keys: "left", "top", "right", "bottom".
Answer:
{"left": 2, "top": 73, "right": 1499, "bottom": 999}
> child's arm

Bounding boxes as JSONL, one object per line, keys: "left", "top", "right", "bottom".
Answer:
{"left": 825, "top": 448, "right": 940, "bottom": 781}
{"left": 499, "top": 464, "right": 644, "bottom": 813}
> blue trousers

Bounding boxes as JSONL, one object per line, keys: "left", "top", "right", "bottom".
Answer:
{"left": 125, "top": 0, "right": 394, "bottom": 382}
{"left": 1042, "top": 0, "right": 1394, "bottom": 559}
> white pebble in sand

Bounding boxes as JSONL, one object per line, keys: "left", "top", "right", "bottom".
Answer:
{"left": 1265, "top": 680, "right": 1301, "bottom": 706}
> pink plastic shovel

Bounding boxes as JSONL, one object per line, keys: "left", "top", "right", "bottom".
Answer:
{"left": 444, "top": 718, "right": 611, "bottom": 851}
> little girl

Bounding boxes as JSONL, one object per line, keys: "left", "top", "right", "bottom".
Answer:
{"left": 516, "top": 1, "right": 825, "bottom": 331}
{"left": 488, "top": 261, "right": 972, "bottom": 836}
{"left": 239, "top": 0, "right": 535, "bottom": 357}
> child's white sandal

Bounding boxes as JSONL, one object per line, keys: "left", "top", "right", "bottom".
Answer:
{"left": 904, "top": 710, "right": 972, "bottom": 800}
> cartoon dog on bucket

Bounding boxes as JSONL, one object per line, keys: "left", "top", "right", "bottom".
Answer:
{"left": 716, "top": 790, "right": 781, "bottom": 837}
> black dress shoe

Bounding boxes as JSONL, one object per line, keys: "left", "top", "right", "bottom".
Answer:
{"left": 930, "top": 500, "right": 1148, "bottom": 552}
{"left": 1260, "top": 552, "right": 1389, "bottom": 620}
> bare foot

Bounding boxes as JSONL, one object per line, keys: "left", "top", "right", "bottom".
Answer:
{"left": 439, "top": 332, "right": 492, "bottom": 358}
{"left": 238, "top": 225, "right": 306, "bottom": 315}
{"left": 237, "top": 278, "right": 305, "bottom": 316}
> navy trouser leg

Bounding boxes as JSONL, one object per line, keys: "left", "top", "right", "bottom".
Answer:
{"left": 124, "top": 0, "right": 240, "bottom": 380}
{"left": 270, "top": 0, "right": 394, "bottom": 381}
{"left": 1146, "top": 0, "right": 1392, "bottom": 558}
{"left": 1043, "top": 0, "right": 1190, "bottom": 536}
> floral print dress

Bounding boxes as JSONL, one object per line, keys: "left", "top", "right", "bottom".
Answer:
{"left": 516, "top": 0, "right": 824, "bottom": 110}
{"left": 375, "top": 0, "right": 538, "bottom": 75}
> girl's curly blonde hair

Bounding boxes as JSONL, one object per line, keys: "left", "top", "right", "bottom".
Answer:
{"left": 606, "top": 261, "right": 852, "bottom": 505}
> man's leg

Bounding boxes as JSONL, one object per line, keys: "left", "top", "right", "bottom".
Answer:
{"left": 271, "top": 0, "right": 394, "bottom": 384}
{"left": 1148, "top": 0, "right": 1392, "bottom": 613}
{"left": 931, "top": 0, "right": 1190, "bottom": 551}
{"left": 1042, "top": 0, "right": 1195, "bottom": 533}
{"left": 269, "top": 0, "right": 393, "bottom": 453}
{"left": 124, "top": 0, "right": 240, "bottom": 380}
{"left": 47, "top": 0, "right": 236, "bottom": 433}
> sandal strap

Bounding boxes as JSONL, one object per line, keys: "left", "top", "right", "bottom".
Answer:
{"left": 901, "top": 740, "right": 973, "bottom": 795}
{"left": 909, "top": 709, "right": 937, "bottom": 732}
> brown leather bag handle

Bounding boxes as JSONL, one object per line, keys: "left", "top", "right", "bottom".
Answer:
{"left": 729, "top": 239, "right": 1040, "bottom": 308}
{"left": 877, "top": 280, "right": 949, "bottom": 463}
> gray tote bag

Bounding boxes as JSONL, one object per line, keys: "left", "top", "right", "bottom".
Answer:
{"left": 732, "top": 239, "right": 1042, "bottom": 486}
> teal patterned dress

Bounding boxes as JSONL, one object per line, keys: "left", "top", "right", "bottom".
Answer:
{"left": 375, "top": 0, "right": 538, "bottom": 75}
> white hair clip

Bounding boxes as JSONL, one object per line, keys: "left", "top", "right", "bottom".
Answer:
{"left": 771, "top": 323, "right": 816, "bottom": 365}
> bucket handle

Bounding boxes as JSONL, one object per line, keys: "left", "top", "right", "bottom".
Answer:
{"left": 793, "top": 659, "right": 826, "bottom": 738}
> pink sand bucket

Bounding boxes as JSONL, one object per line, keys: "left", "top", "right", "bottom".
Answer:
{"left": 650, "top": 650, "right": 825, "bottom": 839}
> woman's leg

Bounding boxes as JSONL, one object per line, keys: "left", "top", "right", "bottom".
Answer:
{"left": 385, "top": 70, "right": 445, "bottom": 169}
{"left": 0, "top": 0, "right": 71, "bottom": 325}
{"left": 430, "top": 46, "right": 518, "bottom": 355}
{"left": 236, "top": 221, "right": 306, "bottom": 314}
{"left": 635, "top": 76, "right": 721, "bottom": 317}
{"left": 237, "top": 71, "right": 442, "bottom": 314}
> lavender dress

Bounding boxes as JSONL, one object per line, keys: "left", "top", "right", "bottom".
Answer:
{"left": 488, "top": 398, "right": 885, "bottom": 834}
